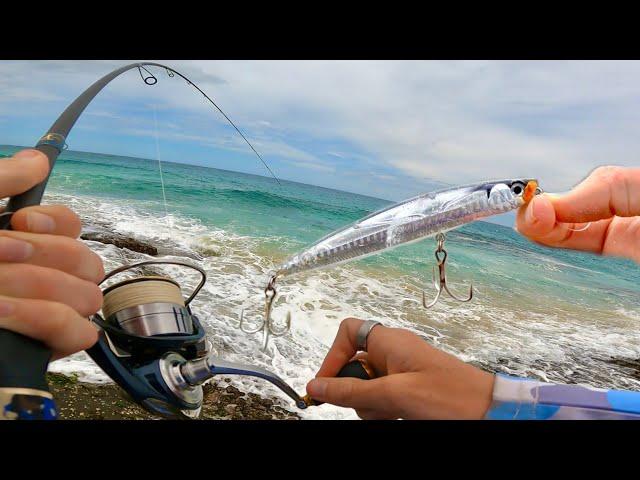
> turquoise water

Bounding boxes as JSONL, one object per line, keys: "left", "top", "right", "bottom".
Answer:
{"left": 2, "top": 145, "right": 640, "bottom": 407}
{"left": 3, "top": 145, "right": 637, "bottom": 311}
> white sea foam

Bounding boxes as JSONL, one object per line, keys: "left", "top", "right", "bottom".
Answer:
{"left": 46, "top": 191, "right": 640, "bottom": 419}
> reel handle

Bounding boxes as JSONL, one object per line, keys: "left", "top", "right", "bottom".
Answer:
{"left": 303, "top": 359, "right": 374, "bottom": 407}
{"left": 0, "top": 144, "right": 59, "bottom": 420}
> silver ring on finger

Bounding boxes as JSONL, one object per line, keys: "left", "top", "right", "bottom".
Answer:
{"left": 356, "top": 320, "right": 382, "bottom": 352}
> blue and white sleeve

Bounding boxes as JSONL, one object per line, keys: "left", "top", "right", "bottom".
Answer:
{"left": 485, "top": 373, "right": 640, "bottom": 420}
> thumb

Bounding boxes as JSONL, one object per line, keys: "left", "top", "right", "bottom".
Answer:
{"left": 306, "top": 376, "right": 385, "bottom": 409}
{"left": 515, "top": 193, "right": 556, "bottom": 239}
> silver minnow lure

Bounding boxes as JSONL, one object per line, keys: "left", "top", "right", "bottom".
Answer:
{"left": 275, "top": 178, "right": 539, "bottom": 278}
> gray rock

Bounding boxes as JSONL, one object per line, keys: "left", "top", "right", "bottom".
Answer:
{"left": 81, "top": 230, "right": 158, "bottom": 256}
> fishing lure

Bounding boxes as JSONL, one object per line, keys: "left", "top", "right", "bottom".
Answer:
{"left": 240, "top": 178, "right": 541, "bottom": 349}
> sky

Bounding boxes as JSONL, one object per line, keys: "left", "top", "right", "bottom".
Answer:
{"left": 1, "top": 60, "right": 640, "bottom": 215}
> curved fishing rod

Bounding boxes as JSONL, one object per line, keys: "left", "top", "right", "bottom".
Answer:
{"left": 0, "top": 62, "right": 280, "bottom": 420}
{"left": 137, "top": 64, "right": 281, "bottom": 186}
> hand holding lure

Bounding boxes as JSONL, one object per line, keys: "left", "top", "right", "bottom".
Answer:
{"left": 240, "top": 179, "right": 541, "bottom": 349}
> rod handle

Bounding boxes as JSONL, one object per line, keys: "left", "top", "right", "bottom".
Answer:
{"left": 0, "top": 144, "right": 59, "bottom": 419}
{"left": 303, "top": 359, "right": 374, "bottom": 407}
{"left": 0, "top": 330, "right": 56, "bottom": 419}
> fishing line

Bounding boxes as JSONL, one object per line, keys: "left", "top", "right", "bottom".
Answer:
{"left": 151, "top": 105, "right": 170, "bottom": 219}
{"left": 567, "top": 222, "right": 592, "bottom": 232}
{"left": 138, "top": 64, "right": 282, "bottom": 186}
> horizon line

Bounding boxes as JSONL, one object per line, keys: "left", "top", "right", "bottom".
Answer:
{"left": 0, "top": 143, "right": 397, "bottom": 205}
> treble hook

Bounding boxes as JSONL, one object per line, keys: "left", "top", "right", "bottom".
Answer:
{"left": 238, "top": 275, "right": 291, "bottom": 351}
{"left": 422, "top": 232, "right": 473, "bottom": 308}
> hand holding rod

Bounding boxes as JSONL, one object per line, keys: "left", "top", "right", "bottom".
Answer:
{"left": 301, "top": 359, "right": 375, "bottom": 407}
{"left": 0, "top": 64, "right": 168, "bottom": 420}
{"left": 0, "top": 62, "right": 234, "bottom": 420}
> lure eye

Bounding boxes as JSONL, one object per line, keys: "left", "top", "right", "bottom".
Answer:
{"left": 510, "top": 182, "right": 525, "bottom": 196}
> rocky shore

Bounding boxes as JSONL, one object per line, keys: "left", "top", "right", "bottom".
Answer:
{"left": 47, "top": 373, "right": 299, "bottom": 420}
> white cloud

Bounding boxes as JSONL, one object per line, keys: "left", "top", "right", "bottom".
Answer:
{"left": 2, "top": 60, "right": 640, "bottom": 195}
{"left": 160, "top": 60, "right": 640, "bottom": 192}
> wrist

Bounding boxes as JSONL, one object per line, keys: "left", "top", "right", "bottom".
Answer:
{"left": 466, "top": 370, "right": 495, "bottom": 419}
{"left": 422, "top": 365, "right": 495, "bottom": 420}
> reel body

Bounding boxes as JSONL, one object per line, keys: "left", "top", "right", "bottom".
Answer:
{"left": 87, "top": 261, "right": 210, "bottom": 419}
{"left": 87, "top": 260, "right": 310, "bottom": 419}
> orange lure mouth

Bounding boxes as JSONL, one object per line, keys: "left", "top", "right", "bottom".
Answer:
{"left": 522, "top": 180, "right": 538, "bottom": 203}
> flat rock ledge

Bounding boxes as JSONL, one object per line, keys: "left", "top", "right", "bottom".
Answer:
{"left": 47, "top": 372, "right": 300, "bottom": 420}
{"left": 81, "top": 231, "right": 159, "bottom": 256}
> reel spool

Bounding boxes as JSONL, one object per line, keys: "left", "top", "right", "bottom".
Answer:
{"left": 87, "top": 260, "right": 210, "bottom": 419}
{"left": 102, "top": 276, "right": 193, "bottom": 337}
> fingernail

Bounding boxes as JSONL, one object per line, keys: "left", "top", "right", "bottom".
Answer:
{"left": 526, "top": 196, "right": 549, "bottom": 223}
{"left": 531, "top": 196, "right": 547, "bottom": 221}
{"left": 525, "top": 198, "right": 537, "bottom": 223}
{"left": 307, "top": 378, "right": 328, "bottom": 398}
{"left": 0, "top": 237, "right": 34, "bottom": 261}
{"left": 26, "top": 211, "right": 56, "bottom": 233}
{"left": 0, "top": 301, "right": 15, "bottom": 318}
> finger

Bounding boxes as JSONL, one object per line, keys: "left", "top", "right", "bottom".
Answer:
{"left": 0, "top": 264, "right": 103, "bottom": 317}
{"left": 0, "top": 150, "right": 50, "bottom": 198}
{"left": 0, "top": 230, "right": 104, "bottom": 283}
{"left": 305, "top": 376, "right": 391, "bottom": 410}
{"left": 349, "top": 351, "right": 387, "bottom": 377}
{"left": 516, "top": 194, "right": 614, "bottom": 253}
{"left": 0, "top": 295, "right": 99, "bottom": 359}
{"left": 352, "top": 351, "right": 369, "bottom": 363}
{"left": 551, "top": 166, "right": 640, "bottom": 222}
{"left": 316, "top": 317, "right": 365, "bottom": 378}
{"left": 601, "top": 217, "right": 640, "bottom": 264}
{"left": 11, "top": 205, "right": 82, "bottom": 238}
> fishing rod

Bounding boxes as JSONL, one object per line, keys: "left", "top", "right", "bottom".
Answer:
{"left": 0, "top": 62, "right": 366, "bottom": 420}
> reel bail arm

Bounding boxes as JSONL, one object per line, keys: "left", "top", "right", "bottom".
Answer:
{"left": 168, "top": 353, "right": 378, "bottom": 411}
{"left": 172, "top": 354, "right": 309, "bottom": 410}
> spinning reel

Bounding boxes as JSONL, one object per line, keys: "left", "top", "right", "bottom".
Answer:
{"left": 87, "top": 260, "right": 309, "bottom": 419}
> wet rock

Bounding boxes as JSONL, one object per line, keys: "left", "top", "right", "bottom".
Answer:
{"left": 81, "top": 230, "right": 158, "bottom": 256}
{"left": 192, "top": 236, "right": 224, "bottom": 257}
{"left": 47, "top": 372, "right": 300, "bottom": 420}
{"left": 605, "top": 357, "right": 640, "bottom": 381}
{"left": 194, "top": 245, "right": 222, "bottom": 257}
{"left": 155, "top": 245, "right": 204, "bottom": 261}
{"left": 471, "top": 355, "right": 640, "bottom": 390}
{"left": 83, "top": 224, "right": 204, "bottom": 260}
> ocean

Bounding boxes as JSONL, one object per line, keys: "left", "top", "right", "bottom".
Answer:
{"left": 2, "top": 144, "right": 640, "bottom": 419}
